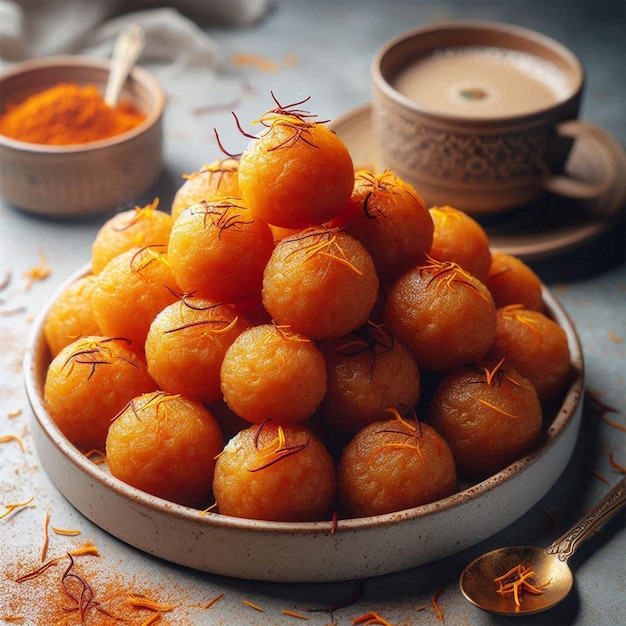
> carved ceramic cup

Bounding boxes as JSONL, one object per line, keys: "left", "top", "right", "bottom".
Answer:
{"left": 371, "top": 21, "right": 624, "bottom": 215}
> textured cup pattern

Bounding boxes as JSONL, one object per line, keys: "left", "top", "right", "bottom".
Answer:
{"left": 373, "top": 110, "right": 551, "bottom": 187}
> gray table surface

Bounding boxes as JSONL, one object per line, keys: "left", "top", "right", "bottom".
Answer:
{"left": 1, "top": 1, "right": 624, "bottom": 624}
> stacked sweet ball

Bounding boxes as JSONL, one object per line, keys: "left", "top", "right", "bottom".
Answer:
{"left": 42, "top": 97, "right": 572, "bottom": 521}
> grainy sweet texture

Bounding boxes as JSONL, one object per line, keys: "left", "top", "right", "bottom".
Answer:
{"left": 220, "top": 323, "right": 328, "bottom": 424}
{"left": 319, "top": 323, "right": 421, "bottom": 433}
{"left": 428, "top": 363, "right": 543, "bottom": 478}
{"left": 485, "top": 306, "right": 571, "bottom": 405}
{"left": 43, "top": 275, "right": 100, "bottom": 357}
{"left": 171, "top": 157, "right": 241, "bottom": 221}
{"left": 106, "top": 391, "right": 224, "bottom": 507}
{"left": 238, "top": 98, "right": 355, "bottom": 228}
{"left": 213, "top": 422, "right": 336, "bottom": 521}
{"left": 338, "top": 169, "right": 434, "bottom": 285}
{"left": 486, "top": 252, "right": 545, "bottom": 312}
{"left": 90, "top": 199, "right": 173, "bottom": 275}
{"left": 145, "top": 298, "right": 251, "bottom": 404}
{"left": 91, "top": 246, "right": 179, "bottom": 348}
{"left": 168, "top": 199, "right": 274, "bottom": 304}
{"left": 44, "top": 336, "right": 157, "bottom": 450}
{"left": 338, "top": 414, "right": 457, "bottom": 517}
{"left": 384, "top": 257, "right": 497, "bottom": 372}
{"left": 262, "top": 228, "right": 380, "bottom": 339}
{"left": 428, "top": 205, "right": 492, "bottom": 282}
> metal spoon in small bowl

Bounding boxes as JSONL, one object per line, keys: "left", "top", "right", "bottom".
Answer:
{"left": 460, "top": 477, "right": 626, "bottom": 616}
{"left": 104, "top": 24, "right": 146, "bottom": 108}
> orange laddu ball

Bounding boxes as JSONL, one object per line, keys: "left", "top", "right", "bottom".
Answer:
{"left": 340, "top": 169, "right": 434, "bottom": 285}
{"left": 213, "top": 421, "right": 336, "bottom": 521}
{"left": 106, "top": 391, "right": 224, "bottom": 508}
{"left": 262, "top": 227, "right": 380, "bottom": 339}
{"left": 44, "top": 336, "right": 157, "bottom": 450}
{"left": 43, "top": 274, "right": 101, "bottom": 357}
{"left": 484, "top": 305, "right": 571, "bottom": 406}
{"left": 318, "top": 321, "right": 421, "bottom": 434}
{"left": 384, "top": 257, "right": 496, "bottom": 372}
{"left": 171, "top": 157, "right": 241, "bottom": 221}
{"left": 486, "top": 252, "right": 545, "bottom": 312}
{"left": 428, "top": 361, "right": 542, "bottom": 479}
{"left": 91, "top": 245, "right": 180, "bottom": 349}
{"left": 338, "top": 409, "right": 457, "bottom": 517}
{"left": 220, "top": 323, "right": 328, "bottom": 425}
{"left": 238, "top": 95, "right": 354, "bottom": 229}
{"left": 428, "top": 205, "right": 492, "bottom": 283}
{"left": 145, "top": 297, "right": 251, "bottom": 404}
{"left": 168, "top": 198, "right": 274, "bottom": 304}
{"left": 91, "top": 199, "right": 173, "bottom": 275}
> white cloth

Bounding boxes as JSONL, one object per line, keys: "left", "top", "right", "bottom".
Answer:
{"left": 0, "top": 0, "right": 273, "bottom": 135}
{"left": 0, "top": 0, "right": 271, "bottom": 70}
{"left": 82, "top": 8, "right": 223, "bottom": 75}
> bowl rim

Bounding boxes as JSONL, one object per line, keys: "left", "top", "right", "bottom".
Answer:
{"left": 24, "top": 263, "right": 585, "bottom": 536}
{"left": 0, "top": 55, "right": 165, "bottom": 153}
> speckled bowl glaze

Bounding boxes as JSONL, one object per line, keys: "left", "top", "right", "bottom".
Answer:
{"left": 24, "top": 265, "right": 584, "bottom": 583}
{"left": 0, "top": 56, "right": 164, "bottom": 216}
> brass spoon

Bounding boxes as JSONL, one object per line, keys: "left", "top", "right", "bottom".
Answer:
{"left": 459, "top": 477, "right": 626, "bottom": 615}
{"left": 104, "top": 24, "right": 146, "bottom": 108}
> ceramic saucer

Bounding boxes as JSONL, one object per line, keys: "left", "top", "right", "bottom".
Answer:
{"left": 330, "top": 104, "right": 625, "bottom": 272}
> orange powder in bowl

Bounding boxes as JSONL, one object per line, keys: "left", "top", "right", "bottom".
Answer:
{"left": 0, "top": 82, "right": 146, "bottom": 145}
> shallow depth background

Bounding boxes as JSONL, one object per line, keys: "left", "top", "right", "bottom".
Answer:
{"left": 1, "top": 2, "right": 624, "bottom": 624}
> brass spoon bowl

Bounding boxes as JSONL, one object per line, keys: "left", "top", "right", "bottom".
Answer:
{"left": 459, "top": 477, "right": 626, "bottom": 615}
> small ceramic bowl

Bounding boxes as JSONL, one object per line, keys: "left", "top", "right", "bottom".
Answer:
{"left": 0, "top": 56, "right": 165, "bottom": 217}
{"left": 23, "top": 265, "right": 585, "bottom": 583}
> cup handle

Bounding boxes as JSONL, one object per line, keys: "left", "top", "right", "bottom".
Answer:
{"left": 542, "top": 119, "right": 626, "bottom": 216}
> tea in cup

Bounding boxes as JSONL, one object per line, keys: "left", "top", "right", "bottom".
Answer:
{"left": 371, "top": 21, "right": 625, "bottom": 215}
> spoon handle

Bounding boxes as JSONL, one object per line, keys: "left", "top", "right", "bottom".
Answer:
{"left": 546, "top": 477, "right": 626, "bottom": 561}
{"left": 104, "top": 24, "right": 146, "bottom": 108}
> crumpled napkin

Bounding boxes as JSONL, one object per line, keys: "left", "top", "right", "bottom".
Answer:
{"left": 0, "top": 0, "right": 271, "bottom": 71}
{"left": 82, "top": 8, "right": 223, "bottom": 77}
{"left": 0, "top": 0, "right": 273, "bottom": 136}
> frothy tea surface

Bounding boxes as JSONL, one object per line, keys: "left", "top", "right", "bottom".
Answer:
{"left": 393, "top": 46, "right": 571, "bottom": 118}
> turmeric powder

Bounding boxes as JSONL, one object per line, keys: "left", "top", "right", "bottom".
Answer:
{"left": 0, "top": 82, "right": 145, "bottom": 145}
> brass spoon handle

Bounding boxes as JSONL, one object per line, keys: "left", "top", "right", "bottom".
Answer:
{"left": 104, "top": 24, "right": 146, "bottom": 108}
{"left": 546, "top": 477, "right": 626, "bottom": 562}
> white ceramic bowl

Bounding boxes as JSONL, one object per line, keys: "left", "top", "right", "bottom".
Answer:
{"left": 0, "top": 56, "right": 165, "bottom": 217}
{"left": 24, "top": 265, "right": 584, "bottom": 583}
